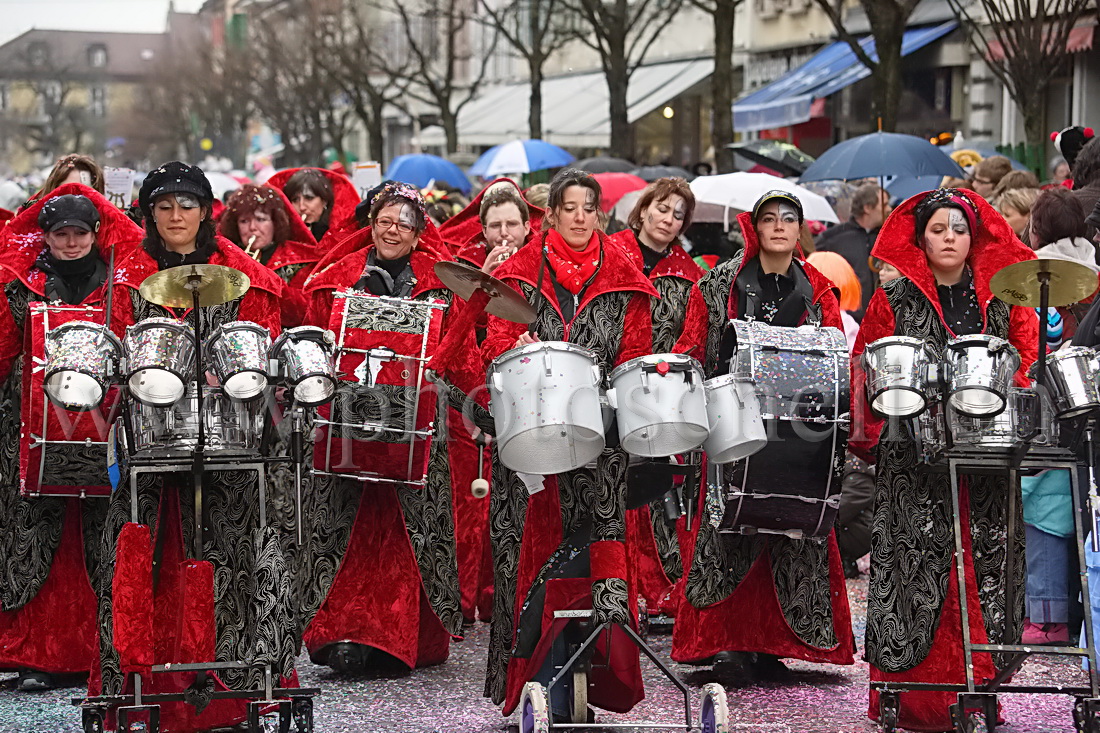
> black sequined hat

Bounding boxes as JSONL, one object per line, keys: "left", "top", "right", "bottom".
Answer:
{"left": 38, "top": 194, "right": 100, "bottom": 233}
{"left": 138, "top": 161, "right": 214, "bottom": 219}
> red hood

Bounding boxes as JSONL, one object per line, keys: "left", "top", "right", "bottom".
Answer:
{"left": 606, "top": 228, "right": 705, "bottom": 283}
{"left": 111, "top": 234, "right": 285, "bottom": 297}
{"left": 303, "top": 232, "right": 450, "bottom": 299}
{"left": 493, "top": 229, "right": 658, "bottom": 313}
{"left": 0, "top": 208, "right": 13, "bottom": 226}
{"left": 266, "top": 167, "right": 360, "bottom": 235}
{"left": 0, "top": 182, "right": 144, "bottom": 293}
{"left": 730, "top": 209, "right": 834, "bottom": 306}
{"left": 218, "top": 184, "right": 319, "bottom": 250}
{"left": 871, "top": 190, "right": 1035, "bottom": 319}
{"left": 304, "top": 213, "right": 450, "bottom": 289}
{"left": 438, "top": 177, "right": 545, "bottom": 256}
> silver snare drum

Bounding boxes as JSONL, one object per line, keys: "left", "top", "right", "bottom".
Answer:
{"left": 1044, "top": 346, "right": 1100, "bottom": 418}
{"left": 702, "top": 374, "right": 767, "bottom": 465}
{"left": 942, "top": 334, "right": 1019, "bottom": 417}
{"left": 43, "top": 321, "right": 122, "bottom": 411}
{"left": 919, "top": 387, "right": 1057, "bottom": 458}
{"left": 488, "top": 341, "right": 605, "bottom": 475}
{"left": 608, "top": 353, "right": 708, "bottom": 458}
{"left": 861, "top": 336, "right": 935, "bottom": 418}
{"left": 125, "top": 318, "right": 196, "bottom": 407}
{"left": 206, "top": 321, "right": 271, "bottom": 401}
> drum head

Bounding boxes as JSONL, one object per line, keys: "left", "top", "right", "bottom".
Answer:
{"left": 129, "top": 368, "right": 186, "bottom": 407}
{"left": 44, "top": 370, "right": 104, "bottom": 411}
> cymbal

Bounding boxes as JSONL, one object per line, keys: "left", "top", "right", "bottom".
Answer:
{"left": 990, "top": 258, "right": 1098, "bottom": 308}
{"left": 434, "top": 261, "right": 536, "bottom": 324}
{"left": 139, "top": 264, "right": 251, "bottom": 308}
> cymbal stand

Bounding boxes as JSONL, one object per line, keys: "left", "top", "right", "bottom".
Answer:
{"left": 189, "top": 275, "right": 206, "bottom": 560}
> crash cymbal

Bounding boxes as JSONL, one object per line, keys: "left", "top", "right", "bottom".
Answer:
{"left": 434, "top": 261, "right": 535, "bottom": 324}
{"left": 139, "top": 264, "right": 251, "bottom": 308}
{"left": 990, "top": 258, "right": 1099, "bottom": 308}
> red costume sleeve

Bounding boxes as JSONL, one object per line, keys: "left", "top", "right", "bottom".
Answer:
{"left": 240, "top": 288, "right": 282, "bottom": 337}
{"left": 1008, "top": 304, "right": 1039, "bottom": 386}
{"left": 278, "top": 267, "right": 313, "bottom": 328}
{"left": 481, "top": 282, "right": 529, "bottom": 369}
{"left": 615, "top": 294, "right": 653, "bottom": 366}
{"left": 671, "top": 285, "right": 707, "bottom": 359}
{"left": 0, "top": 288, "right": 21, "bottom": 383}
{"left": 109, "top": 285, "right": 138, "bottom": 341}
{"left": 816, "top": 286, "right": 843, "bottom": 331}
{"left": 849, "top": 288, "right": 897, "bottom": 464}
{"left": 306, "top": 288, "right": 337, "bottom": 329}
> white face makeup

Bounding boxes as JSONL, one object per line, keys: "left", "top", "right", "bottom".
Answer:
{"left": 776, "top": 203, "right": 800, "bottom": 224}
{"left": 398, "top": 203, "right": 416, "bottom": 230}
{"left": 673, "top": 199, "right": 686, "bottom": 221}
{"left": 175, "top": 193, "right": 201, "bottom": 209}
{"left": 948, "top": 208, "right": 969, "bottom": 236}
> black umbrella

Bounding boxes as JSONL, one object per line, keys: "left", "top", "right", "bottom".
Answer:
{"left": 798, "top": 132, "right": 964, "bottom": 182}
{"left": 728, "top": 140, "right": 816, "bottom": 177}
{"left": 631, "top": 165, "right": 693, "bottom": 182}
{"left": 575, "top": 156, "right": 636, "bottom": 174}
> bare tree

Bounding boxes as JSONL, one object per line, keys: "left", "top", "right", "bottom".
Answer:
{"left": 2, "top": 46, "right": 88, "bottom": 162}
{"left": 689, "top": 0, "right": 744, "bottom": 173}
{"left": 812, "top": 0, "right": 921, "bottom": 132}
{"left": 946, "top": 0, "right": 1095, "bottom": 152}
{"left": 313, "top": 3, "right": 414, "bottom": 164}
{"left": 380, "top": 0, "right": 501, "bottom": 153}
{"left": 477, "top": 0, "right": 577, "bottom": 140}
{"left": 562, "top": 0, "right": 685, "bottom": 159}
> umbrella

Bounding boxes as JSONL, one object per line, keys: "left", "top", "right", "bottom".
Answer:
{"left": 592, "top": 172, "right": 647, "bottom": 213}
{"left": 631, "top": 165, "right": 693, "bottom": 182}
{"left": 885, "top": 175, "right": 947, "bottom": 204}
{"left": 203, "top": 171, "right": 244, "bottom": 199}
{"left": 954, "top": 143, "right": 1030, "bottom": 171}
{"left": 690, "top": 172, "right": 840, "bottom": 229}
{"left": 799, "top": 132, "right": 965, "bottom": 182}
{"left": 467, "top": 139, "right": 574, "bottom": 178}
{"left": 575, "top": 156, "right": 636, "bottom": 174}
{"left": 386, "top": 154, "right": 471, "bottom": 194}
{"left": 729, "top": 140, "right": 816, "bottom": 177}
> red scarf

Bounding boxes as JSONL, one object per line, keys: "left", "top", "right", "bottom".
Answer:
{"left": 545, "top": 229, "right": 601, "bottom": 294}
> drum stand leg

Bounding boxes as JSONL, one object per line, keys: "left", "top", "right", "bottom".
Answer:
{"left": 948, "top": 457, "right": 978, "bottom": 693}
{"left": 290, "top": 409, "right": 304, "bottom": 545}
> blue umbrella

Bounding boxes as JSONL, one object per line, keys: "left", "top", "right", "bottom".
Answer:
{"left": 385, "top": 154, "right": 471, "bottom": 193}
{"left": 468, "top": 139, "right": 574, "bottom": 178}
{"left": 799, "top": 132, "right": 965, "bottom": 183}
{"left": 885, "top": 175, "right": 946, "bottom": 204}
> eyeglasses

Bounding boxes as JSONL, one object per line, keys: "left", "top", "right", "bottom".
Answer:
{"left": 973, "top": 177, "right": 992, "bottom": 185}
{"left": 374, "top": 217, "right": 414, "bottom": 234}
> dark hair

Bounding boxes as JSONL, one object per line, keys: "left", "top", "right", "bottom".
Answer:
{"left": 220, "top": 185, "right": 291, "bottom": 247}
{"left": 284, "top": 169, "right": 334, "bottom": 228}
{"left": 41, "top": 154, "right": 104, "bottom": 195}
{"left": 851, "top": 183, "right": 884, "bottom": 219}
{"left": 479, "top": 183, "right": 530, "bottom": 224}
{"left": 1074, "top": 137, "right": 1100, "bottom": 188}
{"left": 992, "top": 169, "right": 1040, "bottom": 198}
{"left": 1030, "top": 186, "right": 1087, "bottom": 243}
{"left": 544, "top": 168, "right": 601, "bottom": 231}
{"left": 914, "top": 188, "right": 981, "bottom": 245}
{"left": 369, "top": 184, "right": 427, "bottom": 233}
{"left": 973, "top": 156, "right": 1013, "bottom": 187}
{"left": 627, "top": 177, "right": 695, "bottom": 233}
{"left": 143, "top": 198, "right": 218, "bottom": 252}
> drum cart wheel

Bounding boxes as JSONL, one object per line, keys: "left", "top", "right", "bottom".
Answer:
{"left": 81, "top": 705, "right": 108, "bottom": 733}
{"left": 519, "top": 682, "right": 550, "bottom": 733}
{"left": 1074, "top": 697, "right": 1100, "bottom": 733}
{"left": 247, "top": 699, "right": 293, "bottom": 732}
{"left": 571, "top": 666, "right": 589, "bottom": 724}
{"left": 950, "top": 693, "right": 997, "bottom": 733}
{"left": 697, "top": 682, "right": 729, "bottom": 733}
{"left": 877, "top": 690, "right": 900, "bottom": 732}
{"left": 291, "top": 695, "right": 315, "bottom": 733}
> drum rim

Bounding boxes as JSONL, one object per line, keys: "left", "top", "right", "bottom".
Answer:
{"left": 488, "top": 340, "right": 599, "bottom": 373}
{"left": 703, "top": 373, "right": 755, "bottom": 389}
{"left": 42, "top": 367, "right": 108, "bottom": 411}
{"left": 944, "top": 333, "right": 1008, "bottom": 349}
{"left": 1047, "top": 345, "right": 1099, "bottom": 362}
{"left": 125, "top": 316, "right": 195, "bottom": 336}
{"left": 947, "top": 385, "right": 1008, "bottom": 417}
{"left": 867, "top": 384, "right": 928, "bottom": 419}
{"left": 609, "top": 352, "right": 703, "bottom": 381}
{"left": 205, "top": 320, "right": 272, "bottom": 349}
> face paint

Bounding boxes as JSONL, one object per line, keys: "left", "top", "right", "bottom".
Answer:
{"left": 300, "top": 185, "right": 316, "bottom": 199}
{"left": 398, "top": 203, "right": 416, "bottom": 230}
{"left": 777, "top": 202, "right": 800, "bottom": 224}
{"left": 949, "top": 208, "right": 969, "bottom": 235}
{"left": 673, "top": 199, "right": 686, "bottom": 221}
{"left": 175, "top": 193, "right": 201, "bottom": 209}
{"left": 585, "top": 188, "right": 597, "bottom": 211}
{"left": 78, "top": 170, "right": 92, "bottom": 186}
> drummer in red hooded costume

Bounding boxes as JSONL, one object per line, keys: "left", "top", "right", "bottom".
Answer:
{"left": 672, "top": 190, "right": 856, "bottom": 676}
{"left": 480, "top": 168, "right": 657, "bottom": 721}
{"left": 851, "top": 188, "right": 1037, "bottom": 731}
{"left": 266, "top": 167, "right": 360, "bottom": 250}
{"left": 300, "top": 182, "right": 485, "bottom": 674}
{"left": 438, "top": 179, "right": 545, "bottom": 623}
{"left": 606, "top": 177, "right": 707, "bottom": 619}
{"left": 219, "top": 183, "right": 321, "bottom": 327}
{"left": 91, "top": 162, "right": 292, "bottom": 732}
{"left": 0, "top": 186, "right": 141, "bottom": 691}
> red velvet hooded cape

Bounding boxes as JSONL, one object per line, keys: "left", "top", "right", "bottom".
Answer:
{"left": 439, "top": 177, "right": 545, "bottom": 262}
{"left": 266, "top": 167, "right": 360, "bottom": 256}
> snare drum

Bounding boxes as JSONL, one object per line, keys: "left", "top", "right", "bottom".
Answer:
{"left": 206, "top": 321, "right": 271, "bottom": 401}
{"left": 942, "top": 335, "right": 1019, "bottom": 417}
{"left": 271, "top": 326, "right": 337, "bottom": 406}
{"left": 702, "top": 374, "right": 766, "bottom": 464}
{"left": 127, "top": 386, "right": 263, "bottom": 456}
{"left": 862, "top": 336, "right": 935, "bottom": 418}
{"left": 1044, "top": 346, "right": 1100, "bottom": 418}
{"left": 919, "top": 387, "right": 1058, "bottom": 457}
{"left": 124, "top": 317, "right": 196, "bottom": 406}
{"left": 315, "top": 291, "right": 446, "bottom": 487}
{"left": 20, "top": 304, "right": 116, "bottom": 498}
{"left": 488, "top": 341, "right": 605, "bottom": 475}
{"left": 717, "top": 321, "right": 849, "bottom": 537}
{"left": 608, "top": 353, "right": 708, "bottom": 458}
{"left": 43, "top": 320, "right": 121, "bottom": 411}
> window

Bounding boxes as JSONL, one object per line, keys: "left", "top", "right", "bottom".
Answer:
{"left": 90, "top": 86, "right": 107, "bottom": 117}
{"left": 88, "top": 44, "right": 108, "bottom": 68}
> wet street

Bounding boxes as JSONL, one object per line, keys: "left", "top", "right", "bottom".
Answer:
{"left": 0, "top": 576, "right": 1087, "bottom": 732}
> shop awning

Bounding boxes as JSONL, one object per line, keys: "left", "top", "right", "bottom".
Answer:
{"left": 733, "top": 21, "right": 958, "bottom": 132}
{"left": 986, "top": 22, "right": 1096, "bottom": 61}
{"left": 419, "top": 57, "right": 714, "bottom": 148}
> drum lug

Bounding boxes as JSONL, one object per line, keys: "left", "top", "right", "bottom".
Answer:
{"left": 605, "top": 388, "right": 618, "bottom": 410}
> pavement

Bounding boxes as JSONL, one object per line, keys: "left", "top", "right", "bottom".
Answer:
{"left": 0, "top": 576, "right": 1088, "bottom": 732}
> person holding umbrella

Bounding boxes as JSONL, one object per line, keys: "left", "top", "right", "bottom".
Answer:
{"left": 672, "top": 190, "right": 855, "bottom": 679}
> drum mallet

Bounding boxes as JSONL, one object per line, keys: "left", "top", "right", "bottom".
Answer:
{"left": 472, "top": 431, "right": 490, "bottom": 499}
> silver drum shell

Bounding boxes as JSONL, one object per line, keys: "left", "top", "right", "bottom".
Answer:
{"left": 702, "top": 374, "right": 767, "bottom": 464}
{"left": 608, "top": 353, "right": 709, "bottom": 458}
